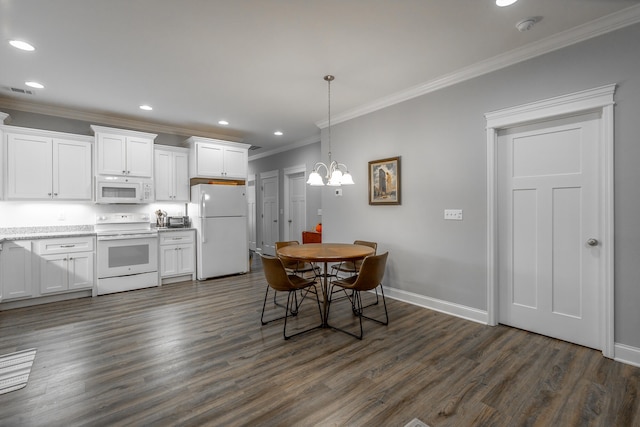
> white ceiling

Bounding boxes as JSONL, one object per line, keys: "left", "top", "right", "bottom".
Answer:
{"left": 1, "top": 0, "right": 640, "bottom": 152}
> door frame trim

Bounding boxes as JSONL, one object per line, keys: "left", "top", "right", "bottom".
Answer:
{"left": 283, "top": 165, "right": 307, "bottom": 241}
{"left": 485, "top": 84, "right": 616, "bottom": 357}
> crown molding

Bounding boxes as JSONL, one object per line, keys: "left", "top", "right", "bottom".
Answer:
{"left": 0, "top": 97, "right": 244, "bottom": 142}
{"left": 248, "top": 134, "right": 320, "bottom": 161}
{"left": 317, "top": 4, "right": 640, "bottom": 128}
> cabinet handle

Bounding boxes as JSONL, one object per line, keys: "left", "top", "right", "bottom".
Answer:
{"left": 69, "top": 257, "right": 73, "bottom": 261}
{"left": 122, "top": 170, "right": 126, "bottom": 174}
{"left": 60, "top": 244, "right": 76, "bottom": 248}
{"left": 53, "top": 193, "right": 58, "bottom": 196}
{"left": 48, "top": 192, "right": 52, "bottom": 196}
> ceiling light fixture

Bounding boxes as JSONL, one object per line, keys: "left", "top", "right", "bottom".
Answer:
{"left": 25, "top": 81, "right": 44, "bottom": 89}
{"left": 139, "top": 105, "right": 153, "bottom": 111}
{"left": 9, "top": 40, "right": 35, "bottom": 51}
{"left": 274, "top": 131, "right": 283, "bottom": 136}
{"left": 307, "top": 75, "right": 354, "bottom": 187}
{"left": 218, "top": 120, "right": 229, "bottom": 125}
{"left": 496, "top": 0, "right": 518, "bottom": 6}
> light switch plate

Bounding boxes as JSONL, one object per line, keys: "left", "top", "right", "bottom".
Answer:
{"left": 444, "top": 209, "right": 463, "bottom": 220}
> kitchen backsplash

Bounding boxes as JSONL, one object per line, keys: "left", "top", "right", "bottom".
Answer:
{"left": 0, "top": 201, "right": 186, "bottom": 228}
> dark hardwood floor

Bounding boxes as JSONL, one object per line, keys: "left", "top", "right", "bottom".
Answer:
{"left": 1, "top": 259, "right": 639, "bottom": 427}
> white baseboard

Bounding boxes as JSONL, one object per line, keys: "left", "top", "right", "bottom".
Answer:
{"left": 384, "top": 286, "right": 488, "bottom": 325}
{"left": 614, "top": 343, "right": 640, "bottom": 367}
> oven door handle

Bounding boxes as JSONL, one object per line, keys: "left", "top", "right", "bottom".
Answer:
{"left": 98, "top": 234, "right": 157, "bottom": 241}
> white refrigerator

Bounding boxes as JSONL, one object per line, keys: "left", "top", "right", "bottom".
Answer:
{"left": 190, "top": 184, "right": 248, "bottom": 280}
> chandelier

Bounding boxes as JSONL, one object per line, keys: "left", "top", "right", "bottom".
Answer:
{"left": 307, "top": 75, "right": 354, "bottom": 186}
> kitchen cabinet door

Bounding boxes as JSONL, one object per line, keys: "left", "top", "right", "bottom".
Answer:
{"left": 222, "top": 146, "right": 248, "bottom": 179}
{"left": 40, "top": 252, "right": 93, "bottom": 294}
{"left": 68, "top": 252, "right": 94, "bottom": 291}
{"left": 126, "top": 136, "right": 153, "bottom": 177}
{"left": 6, "top": 133, "right": 53, "bottom": 199}
{"left": 1, "top": 240, "right": 33, "bottom": 300}
{"left": 95, "top": 127, "right": 155, "bottom": 178}
{"left": 154, "top": 147, "right": 190, "bottom": 202}
{"left": 40, "top": 254, "right": 68, "bottom": 294}
{"left": 53, "top": 138, "right": 93, "bottom": 200}
{"left": 154, "top": 149, "right": 173, "bottom": 201}
{"left": 173, "top": 151, "right": 190, "bottom": 201}
{"left": 160, "top": 245, "right": 180, "bottom": 277}
{"left": 176, "top": 244, "right": 195, "bottom": 275}
{"left": 97, "top": 133, "right": 127, "bottom": 176}
{"left": 195, "top": 143, "right": 224, "bottom": 177}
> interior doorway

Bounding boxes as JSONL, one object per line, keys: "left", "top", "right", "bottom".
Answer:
{"left": 486, "top": 84, "right": 615, "bottom": 357}
{"left": 260, "top": 170, "right": 279, "bottom": 256}
{"left": 497, "top": 113, "right": 600, "bottom": 349}
{"left": 283, "top": 165, "right": 307, "bottom": 243}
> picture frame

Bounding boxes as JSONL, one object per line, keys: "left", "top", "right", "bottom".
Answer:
{"left": 368, "top": 156, "right": 401, "bottom": 205}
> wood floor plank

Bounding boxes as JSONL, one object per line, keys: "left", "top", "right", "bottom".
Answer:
{"left": 1, "top": 262, "right": 639, "bottom": 426}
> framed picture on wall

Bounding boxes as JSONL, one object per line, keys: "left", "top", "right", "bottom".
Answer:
{"left": 368, "top": 156, "right": 401, "bottom": 205}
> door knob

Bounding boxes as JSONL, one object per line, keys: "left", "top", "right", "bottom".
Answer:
{"left": 587, "top": 238, "right": 599, "bottom": 247}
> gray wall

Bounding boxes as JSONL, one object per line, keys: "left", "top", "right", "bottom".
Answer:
{"left": 320, "top": 23, "right": 640, "bottom": 348}
{"left": 248, "top": 142, "right": 322, "bottom": 246}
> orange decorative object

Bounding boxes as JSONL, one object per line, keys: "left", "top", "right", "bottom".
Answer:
{"left": 315, "top": 223, "right": 322, "bottom": 233}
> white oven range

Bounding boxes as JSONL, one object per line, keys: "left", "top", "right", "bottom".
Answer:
{"left": 95, "top": 213, "right": 158, "bottom": 295}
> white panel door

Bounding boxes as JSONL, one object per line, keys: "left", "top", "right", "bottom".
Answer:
{"left": 498, "top": 113, "right": 600, "bottom": 349}
{"left": 286, "top": 172, "right": 306, "bottom": 242}
{"left": 261, "top": 174, "right": 278, "bottom": 256}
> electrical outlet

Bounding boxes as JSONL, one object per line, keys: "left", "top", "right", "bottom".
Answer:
{"left": 335, "top": 189, "right": 343, "bottom": 197}
{"left": 444, "top": 209, "right": 463, "bottom": 220}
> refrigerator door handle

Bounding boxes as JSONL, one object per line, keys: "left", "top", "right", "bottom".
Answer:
{"left": 200, "top": 191, "right": 207, "bottom": 243}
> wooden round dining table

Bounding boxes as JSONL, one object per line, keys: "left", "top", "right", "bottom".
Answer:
{"left": 277, "top": 243, "right": 375, "bottom": 326}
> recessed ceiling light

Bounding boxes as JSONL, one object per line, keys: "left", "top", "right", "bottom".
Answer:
{"left": 274, "top": 131, "right": 283, "bottom": 136}
{"left": 496, "top": 0, "right": 518, "bottom": 6}
{"left": 218, "top": 120, "right": 229, "bottom": 126}
{"left": 25, "top": 81, "right": 44, "bottom": 89}
{"left": 9, "top": 40, "right": 35, "bottom": 51}
{"left": 139, "top": 105, "right": 153, "bottom": 111}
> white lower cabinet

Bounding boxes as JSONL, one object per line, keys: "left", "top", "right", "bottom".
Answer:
{"left": 37, "top": 236, "right": 95, "bottom": 295}
{"left": 159, "top": 230, "right": 195, "bottom": 282}
{"left": 0, "top": 240, "right": 33, "bottom": 301}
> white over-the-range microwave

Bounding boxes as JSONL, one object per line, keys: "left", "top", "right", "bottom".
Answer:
{"left": 96, "top": 176, "right": 154, "bottom": 204}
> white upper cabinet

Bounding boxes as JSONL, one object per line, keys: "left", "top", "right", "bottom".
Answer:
{"left": 154, "top": 146, "right": 189, "bottom": 202}
{"left": 186, "top": 136, "right": 250, "bottom": 180}
{"left": 53, "top": 139, "right": 93, "bottom": 199}
{"left": 5, "top": 129, "right": 93, "bottom": 200}
{"left": 92, "top": 125, "right": 156, "bottom": 177}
